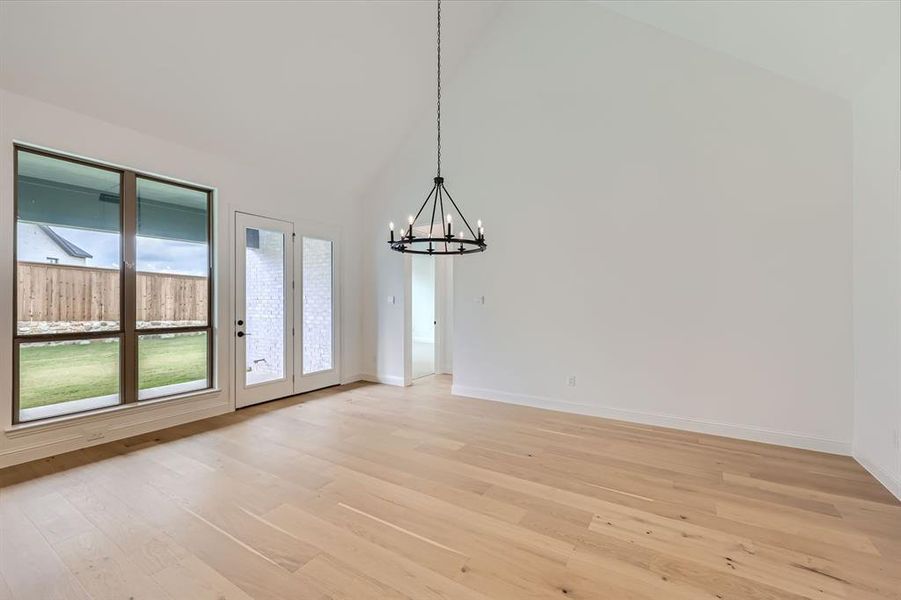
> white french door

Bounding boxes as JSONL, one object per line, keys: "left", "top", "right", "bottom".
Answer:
{"left": 234, "top": 213, "right": 340, "bottom": 408}
{"left": 293, "top": 226, "right": 340, "bottom": 394}
{"left": 235, "top": 213, "right": 295, "bottom": 408}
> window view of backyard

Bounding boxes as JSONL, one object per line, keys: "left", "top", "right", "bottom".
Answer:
{"left": 19, "top": 338, "right": 121, "bottom": 413}
{"left": 15, "top": 149, "right": 212, "bottom": 422}
{"left": 19, "top": 333, "right": 208, "bottom": 411}
{"left": 138, "top": 332, "right": 209, "bottom": 400}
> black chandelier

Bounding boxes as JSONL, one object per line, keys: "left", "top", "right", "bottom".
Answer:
{"left": 387, "top": 0, "right": 486, "bottom": 255}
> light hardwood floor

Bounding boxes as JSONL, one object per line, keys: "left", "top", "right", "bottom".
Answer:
{"left": 1, "top": 375, "right": 899, "bottom": 599}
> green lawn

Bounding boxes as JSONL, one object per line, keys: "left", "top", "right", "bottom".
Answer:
{"left": 19, "top": 333, "right": 207, "bottom": 410}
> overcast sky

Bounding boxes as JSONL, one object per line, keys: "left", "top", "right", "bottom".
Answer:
{"left": 56, "top": 226, "right": 207, "bottom": 276}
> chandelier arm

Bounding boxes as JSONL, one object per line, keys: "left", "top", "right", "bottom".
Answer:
{"left": 440, "top": 184, "right": 477, "bottom": 239}
{"left": 428, "top": 183, "right": 438, "bottom": 238}
{"left": 437, "top": 185, "right": 448, "bottom": 251}
{"left": 411, "top": 183, "right": 438, "bottom": 232}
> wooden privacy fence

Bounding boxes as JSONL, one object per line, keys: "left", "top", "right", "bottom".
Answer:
{"left": 16, "top": 261, "right": 208, "bottom": 323}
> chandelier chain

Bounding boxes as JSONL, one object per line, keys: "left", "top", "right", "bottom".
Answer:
{"left": 436, "top": 0, "right": 441, "bottom": 177}
{"left": 386, "top": 0, "right": 485, "bottom": 255}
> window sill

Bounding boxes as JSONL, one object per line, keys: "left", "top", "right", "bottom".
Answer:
{"left": 5, "top": 387, "right": 224, "bottom": 438}
{"left": 19, "top": 394, "right": 121, "bottom": 422}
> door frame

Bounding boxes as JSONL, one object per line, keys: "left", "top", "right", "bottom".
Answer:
{"left": 434, "top": 257, "right": 453, "bottom": 375}
{"left": 234, "top": 211, "right": 295, "bottom": 408}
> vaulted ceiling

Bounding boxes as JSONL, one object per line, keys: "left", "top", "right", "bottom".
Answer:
{"left": 2, "top": 1, "right": 897, "bottom": 203}
{"left": 0, "top": 1, "right": 503, "bottom": 199}
{"left": 598, "top": 0, "right": 900, "bottom": 100}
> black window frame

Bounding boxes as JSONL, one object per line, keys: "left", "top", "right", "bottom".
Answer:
{"left": 12, "top": 144, "right": 214, "bottom": 424}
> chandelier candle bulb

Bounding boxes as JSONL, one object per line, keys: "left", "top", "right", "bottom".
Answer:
{"left": 389, "top": 222, "right": 395, "bottom": 242}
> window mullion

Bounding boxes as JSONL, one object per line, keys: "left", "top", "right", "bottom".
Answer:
{"left": 122, "top": 171, "right": 138, "bottom": 404}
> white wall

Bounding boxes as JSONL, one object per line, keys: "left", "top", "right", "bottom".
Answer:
{"left": 852, "top": 49, "right": 901, "bottom": 498}
{"left": 0, "top": 89, "right": 364, "bottom": 467}
{"left": 365, "top": 3, "right": 853, "bottom": 453}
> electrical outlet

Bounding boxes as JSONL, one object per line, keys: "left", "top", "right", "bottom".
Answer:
{"left": 567, "top": 376, "right": 576, "bottom": 387}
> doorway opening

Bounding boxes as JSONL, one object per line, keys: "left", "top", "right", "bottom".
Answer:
{"left": 412, "top": 255, "right": 435, "bottom": 379}
{"left": 407, "top": 254, "right": 453, "bottom": 384}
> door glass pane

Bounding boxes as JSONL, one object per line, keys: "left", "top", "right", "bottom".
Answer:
{"left": 16, "top": 150, "right": 121, "bottom": 335}
{"left": 245, "top": 228, "right": 286, "bottom": 385}
{"left": 303, "top": 237, "right": 333, "bottom": 374}
{"left": 138, "top": 332, "right": 209, "bottom": 400}
{"left": 18, "top": 337, "right": 121, "bottom": 422}
{"left": 136, "top": 178, "right": 208, "bottom": 329}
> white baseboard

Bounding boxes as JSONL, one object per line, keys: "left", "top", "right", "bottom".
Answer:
{"left": 451, "top": 384, "right": 851, "bottom": 456}
{"left": 340, "top": 373, "right": 367, "bottom": 385}
{"left": 360, "top": 373, "right": 406, "bottom": 386}
{"left": 854, "top": 452, "right": 901, "bottom": 502}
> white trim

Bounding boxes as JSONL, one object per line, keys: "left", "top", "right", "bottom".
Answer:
{"left": 138, "top": 379, "right": 208, "bottom": 401}
{"left": 854, "top": 452, "right": 901, "bottom": 501}
{"left": 18, "top": 394, "right": 120, "bottom": 423}
{"left": 340, "top": 373, "right": 367, "bottom": 385}
{"left": 403, "top": 255, "right": 413, "bottom": 386}
{"left": 361, "top": 373, "right": 406, "bottom": 387}
{"left": 5, "top": 387, "right": 223, "bottom": 436}
{"left": 434, "top": 257, "right": 453, "bottom": 375}
{"left": 451, "top": 384, "right": 852, "bottom": 456}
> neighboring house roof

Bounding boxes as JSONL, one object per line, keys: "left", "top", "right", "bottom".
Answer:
{"left": 38, "top": 225, "right": 93, "bottom": 259}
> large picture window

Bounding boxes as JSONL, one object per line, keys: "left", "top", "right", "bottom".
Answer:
{"left": 13, "top": 146, "right": 213, "bottom": 423}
